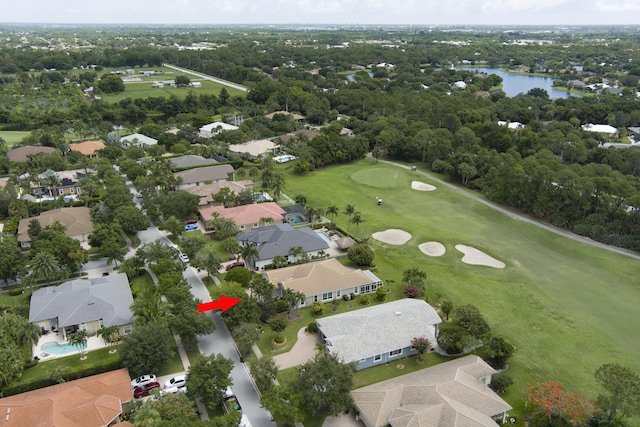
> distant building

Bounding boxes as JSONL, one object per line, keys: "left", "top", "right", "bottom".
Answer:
{"left": 582, "top": 123, "right": 619, "bottom": 136}
{"left": 229, "top": 139, "right": 279, "bottom": 159}
{"left": 17, "top": 207, "right": 93, "bottom": 249}
{"left": 173, "top": 164, "right": 235, "bottom": 190}
{"left": 6, "top": 145, "right": 56, "bottom": 162}
{"left": 69, "top": 140, "right": 106, "bottom": 158}
{"left": 199, "top": 122, "right": 239, "bottom": 137}
{"left": 120, "top": 133, "right": 158, "bottom": 149}
{"left": 265, "top": 111, "right": 305, "bottom": 122}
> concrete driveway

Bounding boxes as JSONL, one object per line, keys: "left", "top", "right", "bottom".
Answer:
{"left": 273, "top": 327, "right": 321, "bottom": 370}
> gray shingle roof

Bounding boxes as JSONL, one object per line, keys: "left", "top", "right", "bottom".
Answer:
{"left": 173, "top": 164, "right": 234, "bottom": 185}
{"left": 237, "top": 223, "right": 329, "bottom": 260}
{"left": 317, "top": 299, "right": 442, "bottom": 363}
{"left": 169, "top": 155, "right": 218, "bottom": 169}
{"left": 29, "top": 273, "right": 134, "bottom": 328}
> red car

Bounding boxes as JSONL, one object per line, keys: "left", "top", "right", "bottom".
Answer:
{"left": 185, "top": 219, "right": 198, "bottom": 225}
{"left": 134, "top": 381, "right": 160, "bottom": 398}
{"left": 226, "top": 261, "right": 245, "bottom": 271}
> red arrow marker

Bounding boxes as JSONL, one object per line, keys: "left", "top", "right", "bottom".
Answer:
{"left": 197, "top": 296, "right": 242, "bottom": 313}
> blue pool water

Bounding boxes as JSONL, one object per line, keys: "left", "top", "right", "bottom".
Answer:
{"left": 286, "top": 213, "right": 308, "bottom": 224}
{"left": 41, "top": 341, "right": 86, "bottom": 355}
{"left": 254, "top": 193, "right": 271, "bottom": 202}
{"left": 315, "top": 232, "right": 332, "bottom": 243}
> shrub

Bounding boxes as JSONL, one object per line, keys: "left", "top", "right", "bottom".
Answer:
{"left": 8, "top": 288, "right": 23, "bottom": 296}
{"left": 276, "top": 299, "right": 288, "bottom": 313}
{"left": 402, "top": 284, "right": 421, "bottom": 298}
{"left": 306, "top": 322, "right": 319, "bottom": 333}
{"left": 359, "top": 294, "right": 370, "bottom": 305}
{"left": 274, "top": 335, "right": 285, "bottom": 344}
{"left": 375, "top": 286, "right": 387, "bottom": 302}
{"left": 342, "top": 294, "right": 350, "bottom": 302}
{"left": 436, "top": 324, "right": 470, "bottom": 355}
{"left": 312, "top": 301, "right": 325, "bottom": 316}
{"left": 347, "top": 243, "right": 374, "bottom": 266}
{"left": 350, "top": 293, "right": 356, "bottom": 301}
{"left": 489, "top": 373, "right": 513, "bottom": 394}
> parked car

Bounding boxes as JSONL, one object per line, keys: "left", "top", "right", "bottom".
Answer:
{"left": 134, "top": 381, "right": 160, "bottom": 398}
{"left": 131, "top": 374, "right": 157, "bottom": 388}
{"left": 184, "top": 223, "right": 198, "bottom": 231}
{"left": 225, "top": 261, "right": 245, "bottom": 271}
{"left": 178, "top": 253, "right": 190, "bottom": 263}
{"left": 154, "top": 386, "right": 187, "bottom": 399}
{"left": 185, "top": 219, "right": 198, "bottom": 224}
{"left": 164, "top": 375, "right": 186, "bottom": 390}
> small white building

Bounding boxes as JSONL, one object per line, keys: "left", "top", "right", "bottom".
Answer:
{"left": 582, "top": 123, "right": 619, "bottom": 136}
{"left": 199, "top": 122, "right": 239, "bottom": 137}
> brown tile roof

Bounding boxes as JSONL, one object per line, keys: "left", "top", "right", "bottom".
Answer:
{"left": 265, "top": 258, "right": 377, "bottom": 296}
{"left": 182, "top": 180, "right": 253, "bottom": 205}
{"left": 0, "top": 368, "right": 132, "bottom": 427}
{"left": 199, "top": 202, "right": 285, "bottom": 227}
{"left": 6, "top": 146, "right": 57, "bottom": 162}
{"left": 17, "top": 207, "right": 93, "bottom": 243}
{"left": 69, "top": 141, "right": 106, "bottom": 156}
{"left": 352, "top": 356, "right": 512, "bottom": 427}
{"left": 174, "top": 164, "right": 235, "bottom": 185}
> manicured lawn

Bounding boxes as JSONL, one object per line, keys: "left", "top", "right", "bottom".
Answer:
{"left": 0, "top": 131, "right": 30, "bottom": 147}
{"left": 156, "top": 340, "right": 186, "bottom": 376}
{"left": 20, "top": 347, "right": 120, "bottom": 383}
{"left": 101, "top": 79, "right": 245, "bottom": 103}
{"left": 279, "top": 158, "right": 640, "bottom": 415}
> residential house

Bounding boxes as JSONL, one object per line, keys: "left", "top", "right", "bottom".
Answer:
{"left": 182, "top": 180, "right": 254, "bottom": 206}
{"left": 26, "top": 168, "right": 91, "bottom": 200}
{"left": 200, "top": 202, "right": 286, "bottom": 232}
{"left": 120, "top": 133, "right": 158, "bottom": 149}
{"left": 169, "top": 154, "right": 218, "bottom": 169}
{"left": 498, "top": 120, "right": 525, "bottom": 130}
{"left": 29, "top": 273, "right": 135, "bottom": 341}
{"left": 264, "top": 258, "right": 383, "bottom": 307}
{"left": 17, "top": 207, "right": 93, "bottom": 249}
{"left": 274, "top": 129, "right": 320, "bottom": 144}
{"left": 0, "top": 368, "right": 133, "bottom": 427}
{"left": 265, "top": 111, "right": 305, "bottom": 122}
{"left": 6, "top": 145, "right": 56, "bottom": 162}
{"left": 173, "top": 164, "right": 235, "bottom": 190}
{"left": 228, "top": 139, "right": 279, "bottom": 160}
{"left": 316, "top": 299, "right": 442, "bottom": 370}
{"left": 351, "top": 355, "right": 512, "bottom": 427}
{"left": 582, "top": 123, "right": 619, "bottom": 137}
{"left": 199, "top": 122, "right": 239, "bottom": 137}
{"left": 69, "top": 140, "right": 106, "bottom": 158}
{"left": 236, "top": 223, "right": 328, "bottom": 271}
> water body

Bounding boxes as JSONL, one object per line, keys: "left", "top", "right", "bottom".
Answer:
{"left": 468, "top": 67, "right": 579, "bottom": 99}
{"left": 345, "top": 72, "right": 374, "bottom": 81}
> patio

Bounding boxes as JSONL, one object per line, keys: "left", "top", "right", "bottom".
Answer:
{"left": 34, "top": 332, "right": 109, "bottom": 361}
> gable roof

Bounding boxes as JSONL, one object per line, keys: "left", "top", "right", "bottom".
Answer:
{"left": 182, "top": 180, "right": 253, "bottom": 205}
{"left": 173, "top": 164, "right": 235, "bottom": 185}
{"left": 0, "top": 368, "right": 132, "bottom": 427}
{"left": 200, "top": 202, "right": 286, "bottom": 226}
{"left": 120, "top": 133, "right": 158, "bottom": 147}
{"left": 169, "top": 154, "right": 218, "bottom": 169}
{"left": 199, "top": 122, "right": 239, "bottom": 133}
{"left": 317, "top": 299, "right": 442, "bottom": 363}
{"left": 236, "top": 223, "right": 329, "bottom": 259}
{"left": 69, "top": 141, "right": 106, "bottom": 156}
{"left": 17, "top": 207, "right": 93, "bottom": 243}
{"left": 351, "top": 356, "right": 512, "bottom": 427}
{"left": 7, "top": 145, "right": 56, "bottom": 162}
{"left": 582, "top": 123, "right": 619, "bottom": 134}
{"left": 29, "top": 273, "right": 134, "bottom": 328}
{"left": 264, "top": 258, "right": 381, "bottom": 296}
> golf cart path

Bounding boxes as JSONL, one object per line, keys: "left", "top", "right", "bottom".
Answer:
{"left": 162, "top": 63, "right": 248, "bottom": 92}
{"left": 368, "top": 154, "right": 640, "bottom": 260}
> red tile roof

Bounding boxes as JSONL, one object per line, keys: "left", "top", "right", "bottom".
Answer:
{"left": 199, "top": 202, "right": 285, "bottom": 227}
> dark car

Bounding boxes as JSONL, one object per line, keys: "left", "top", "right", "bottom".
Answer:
{"left": 185, "top": 219, "right": 198, "bottom": 225}
{"left": 226, "top": 261, "right": 245, "bottom": 271}
{"left": 134, "top": 381, "right": 160, "bottom": 398}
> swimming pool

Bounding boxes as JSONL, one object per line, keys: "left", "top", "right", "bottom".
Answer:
{"left": 286, "top": 213, "right": 308, "bottom": 224}
{"left": 315, "top": 231, "right": 332, "bottom": 243}
{"left": 254, "top": 192, "right": 272, "bottom": 202}
{"left": 41, "top": 341, "right": 86, "bottom": 355}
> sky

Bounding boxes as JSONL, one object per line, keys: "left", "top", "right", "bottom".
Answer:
{"left": 2, "top": 0, "right": 640, "bottom": 26}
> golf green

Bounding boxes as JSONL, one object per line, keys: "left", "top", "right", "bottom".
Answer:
{"left": 351, "top": 167, "right": 403, "bottom": 188}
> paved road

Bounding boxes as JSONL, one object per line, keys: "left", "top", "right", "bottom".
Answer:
{"left": 162, "top": 63, "right": 248, "bottom": 92}
{"left": 83, "top": 180, "right": 274, "bottom": 426}
{"left": 370, "top": 154, "right": 640, "bottom": 261}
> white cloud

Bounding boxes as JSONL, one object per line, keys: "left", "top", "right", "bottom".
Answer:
{"left": 595, "top": 0, "right": 640, "bottom": 11}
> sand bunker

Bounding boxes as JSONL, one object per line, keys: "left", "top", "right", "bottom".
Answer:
{"left": 455, "top": 245, "right": 505, "bottom": 269}
{"left": 419, "top": 242, "right": 446, "bottom": 257}
{"left": 411, "top": 181, "right": 436, "bottom": 191}
{"left": 372, "top": 229, "right": 412, "bottom": 245}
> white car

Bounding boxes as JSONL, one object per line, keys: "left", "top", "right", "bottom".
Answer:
{"left": 178, "top": 253, "right": 189, "bottom": 263}
{"left": 164, "top": 375, "right": 186, "bottom": 390}
{"left": 224, "top": 386, "right": 234, "bottom": 399}
{"left": 131, "top": 374, "right": 157, "bottom": 388}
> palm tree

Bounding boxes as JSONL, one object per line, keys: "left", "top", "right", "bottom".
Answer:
{"left": 326, "top": 205, "right": 339, "bottom": 224}
{"left": 31, "top": 251, "right": 60, "bottom": 285}
{"left": 270, "top": 171, "right": 286, "bottom": 202}
{"left": 260, "top": 217, "right": 274, "bottom": 227}
{"left": 343, "top": 204, "right": 355, "bottom": 232}
{"left": 68, "top": 330, "right": 89, "bottom": 359}
{"left": 129, "top": 285, "right": 172, "bottom": 326}
{"left": 240, "top": 241, "right": 259, "bottom": 270}
{"left": 288, "top": 246, "right": 305, "bottom": 263}
{"left": 352, "top": 211, "right": 365, "bottom": 235}
{"left": 97, "top": 325, "right": 119, "bottom": 353}
{"left": 42, "top": 173, "right": 61, "bottom": 198}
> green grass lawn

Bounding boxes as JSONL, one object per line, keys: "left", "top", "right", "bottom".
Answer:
{"left": 0, "top": 131, "right": 31, "bottom": 147}
{"left": 279, "top": 158, "right": 640, "bottom": 416}
{"left": 19, "top": 347, "right": 120, "bottom": 383}
{"left": 101, "top": 79, "right": 245, "bottom": 103}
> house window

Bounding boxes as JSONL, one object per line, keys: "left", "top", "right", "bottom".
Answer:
{"left": 299, "top": 299, "right": 305, "bottom": 306}
{"left": 360, "top": 284, "right": 371, "bottom": 294}
{"left": 322, "top": 292, "right": 333, "bottom": 301}
{"left": 98, "top": 319, "right": 104, "bottom": 328}
{"left": 336, "top": 290, "right": 341, "bottom": 297}
{"left": 80, "top": 323, "right": 87, "bottom": 332}
{"left": 314, "top": 295, "right": 318, "bottom": 302}
{"left": 123, "top": 325, "right": 132, "bottom": 334}
{"left": 374, "top": 354, "right": 382, "bottom": 362}
{"left": 354, "top": 287, "right": 359, "bottom": 294}
{"left": 69, "top": 187, "right": 75, "bottom": 194}
{"left": 389, "top": 349, "right": 402, "bottom": 357}
{"left": 239, "top": 225, "right": 245, "bottom": 230}
{"left": 58, "top": 188, "right": 64, "bottom": 195}
{"left": 254, "top": 223, "right": 259, "bottom": 227}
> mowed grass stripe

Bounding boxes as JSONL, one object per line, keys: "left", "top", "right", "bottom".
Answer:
{"left": 282, "top": 159, "right": 640, "bottom": 405}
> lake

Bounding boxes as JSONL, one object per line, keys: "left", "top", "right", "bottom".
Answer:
{"left": 467, "top": 67, "right": 579, "bottom": 99}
